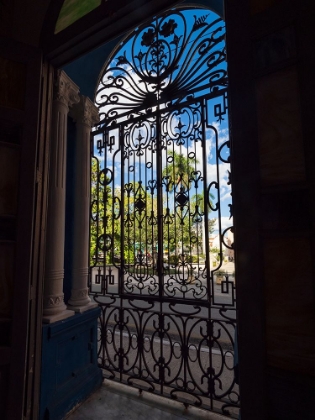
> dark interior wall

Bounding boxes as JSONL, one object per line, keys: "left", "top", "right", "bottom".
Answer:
{"left": 0, "top": 0, "right": 49, "bottom": 46}
{"left": 226, "top": 0, "right": 315, "bottom": 418}
{"left": 0, "top": 36, "right": 45, "bottom": 419}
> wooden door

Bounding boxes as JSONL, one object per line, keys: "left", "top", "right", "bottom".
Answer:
{"left": 0, "top": 37, "right": 53, "bottom": 420}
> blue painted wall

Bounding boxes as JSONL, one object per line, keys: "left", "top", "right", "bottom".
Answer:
{"left": 63, "top": 37, "right": 120, "bottom": 100}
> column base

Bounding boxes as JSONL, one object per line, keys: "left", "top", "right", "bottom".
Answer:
{"left": 67, "top": 301, "right": 98, "bottom": 314}
{"left": 43, "top": 309, "right": 75, "bottom": 324}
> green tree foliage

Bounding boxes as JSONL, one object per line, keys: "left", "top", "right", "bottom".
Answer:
{"left": 162, "top": 150, "right": 195, "bottom": 186}
{"left": 161, "top": 151, "right": 216, "bottom": 256}
{"left": 90, "top": 158, "right": 103, "bottom": 265}
{"left": 123, "top": 180, "right": 158, "bottom": 264}
{"left": 91, "top": 150, "right": 216, "bottom": 266}
{"left": 90, "top": 158, "right": 123, "bottom": 265}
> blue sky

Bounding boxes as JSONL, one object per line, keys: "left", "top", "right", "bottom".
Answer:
{"left": 93, "top": 7, "right": 233, "bottom": 236}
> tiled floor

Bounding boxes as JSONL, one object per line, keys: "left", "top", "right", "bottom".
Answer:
{"left": 66, "top": 381, "right": 228, "bottom": 420}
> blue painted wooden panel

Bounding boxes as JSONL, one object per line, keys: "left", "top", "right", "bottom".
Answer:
{"left": 40, "top": 308, "right": 102, "bottom": 420}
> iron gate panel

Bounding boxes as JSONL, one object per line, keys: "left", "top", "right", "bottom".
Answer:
{"left": 90, "top": 6, "right": 239, "bottom": 418}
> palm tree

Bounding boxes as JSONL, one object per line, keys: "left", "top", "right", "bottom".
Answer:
{"left": 161, "top": 150, "right": 216, "bottom": 256}
{"left": 162, "top": 150, "right": 196, "bottom": 188}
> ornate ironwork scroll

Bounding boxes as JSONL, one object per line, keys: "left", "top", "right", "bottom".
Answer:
{"left": 90, "top": 6, "right": 239, "bottom": 418}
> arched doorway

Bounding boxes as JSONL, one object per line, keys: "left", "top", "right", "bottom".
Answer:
{"left": 90, "top": 6, "right": 239, "bottom": 417}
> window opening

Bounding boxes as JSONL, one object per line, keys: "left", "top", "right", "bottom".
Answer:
{"left": 90, "top": 6, "right": 239, "bottom": 417}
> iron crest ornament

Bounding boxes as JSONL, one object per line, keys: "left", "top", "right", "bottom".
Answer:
{"left": 95, "top": 9, "right": 227, "bottom": 123}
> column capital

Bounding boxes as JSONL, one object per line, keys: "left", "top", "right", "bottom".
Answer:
{"left": 54, "top": 70, "right": 80, "bottom": 108}
{"left": 70, "top": 95, "right": 100, "bottom": 127}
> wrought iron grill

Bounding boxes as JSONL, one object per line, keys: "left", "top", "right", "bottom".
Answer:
{"left": 90, "top": 6, "right": 239, "bottom": 417}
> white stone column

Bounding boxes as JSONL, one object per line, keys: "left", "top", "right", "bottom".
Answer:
{"left": 43, "top": 71, "right": 80, "bottom": 323}
{"left": 67, "top": 96, "right": 99, "bottom": 313}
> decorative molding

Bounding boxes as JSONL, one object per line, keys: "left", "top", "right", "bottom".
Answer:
{"left": 42, "top": 293, "right": 74, "bottom": 320}
{"left": 54, "top": 70, "right": 80, "bottom": 108}
{"left": 45, "top": 269, "right": 64, "bottom": 281}
{"left": 70, "top": 288, "right": 89, "bottom": 300}
{"left": 72, "top": 267, "right": 89, "bottom": 277}
{"left": 70, "top": 95, "right": 100, "bottom": 127}
{"left": 68, "top": 287, "right": 91, "bottom": 310}
{"left": 43, "top": 294, "right": 65, "bottom": 308}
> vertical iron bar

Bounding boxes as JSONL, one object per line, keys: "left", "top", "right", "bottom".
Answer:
{"left": 88, "top": 132, "right": 93, "bottom": 290}
{"left": 119, "top": 124, "right": 125, "bottom": 381}
{"left": 155, "top": 16, "right": 165, "bottom": 394}
{"left": 156, "top": 111, "right": 165, "bottom": 394}
{"left": 202, "top": 98, "right": 214, "bottom": 409}
{"left": 103, "top": 129, "right": 108, "bottom": 295}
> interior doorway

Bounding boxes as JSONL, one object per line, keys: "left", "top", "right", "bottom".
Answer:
{"left": 89, "top": 5, "right": 239, "bottom": 417}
